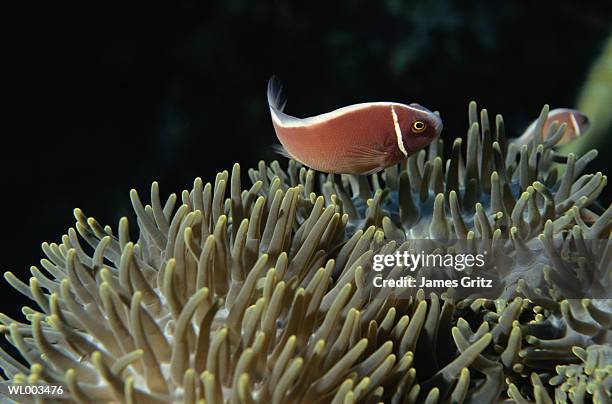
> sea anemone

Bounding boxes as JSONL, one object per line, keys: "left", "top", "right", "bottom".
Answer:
{"left": 1, "top": 102, "right": 610, "bottom": 403}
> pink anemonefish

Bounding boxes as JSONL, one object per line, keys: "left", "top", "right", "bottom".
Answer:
{"left": 515, "top": 108, "right": 590, "bottom": 146}
{"left": 267, "top": 77, "right": 443, "bottom": 174}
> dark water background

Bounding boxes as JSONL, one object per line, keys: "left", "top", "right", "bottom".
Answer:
{"left": 4, "top": 1, "right": 611, "bottom": 325}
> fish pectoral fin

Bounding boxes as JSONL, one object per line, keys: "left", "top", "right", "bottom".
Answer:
{"left": 344, "top": 145, "right": 387, "bottom": 174}
{"left": 345, "top": 145, "right": 387, "bottom": 161}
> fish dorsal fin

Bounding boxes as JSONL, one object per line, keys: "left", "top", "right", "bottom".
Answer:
{"left": 267, "top": 76, "right": 306, "bottom": 127}
{"left": 267, "top": 77, "right": 414, "bottom": 130}
{"left": 267, "top": 76, "right": 287, "bottom": 112}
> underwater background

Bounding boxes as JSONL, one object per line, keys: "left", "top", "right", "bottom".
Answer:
{"left": 4, "top": 1, "right": 612, "bottom": 398}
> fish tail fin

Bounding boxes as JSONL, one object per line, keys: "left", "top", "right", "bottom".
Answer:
{"left": 267, "top": 75, "right": 287, "bottom": 112}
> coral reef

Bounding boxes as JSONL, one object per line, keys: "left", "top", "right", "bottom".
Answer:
{"left": 1, "top": 102, "right": 610, "bottom": 403}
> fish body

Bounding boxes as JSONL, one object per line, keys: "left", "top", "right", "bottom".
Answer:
{"left": 267, "top": 77, "right": 443, "bottom": 174}
{"left": 515, "top": 108, "right": 590, "bottom": 146}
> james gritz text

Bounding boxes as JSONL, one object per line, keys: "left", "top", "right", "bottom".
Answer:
{"left": 370, "top": 251, "right": 494, "bottom": 290}
{"left": 372, "top": 276, "right": 493, "bottom": 288}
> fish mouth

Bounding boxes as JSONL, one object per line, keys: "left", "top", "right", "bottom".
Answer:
{"left": 577, "top": 113, "right": 590, "bottom": 130}
{"left": 433, "top": 115, "right": 444, "bottom": 134}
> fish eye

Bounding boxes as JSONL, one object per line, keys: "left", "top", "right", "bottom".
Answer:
{"left": 412, "top": 120, "right": 426, "bottom": 133}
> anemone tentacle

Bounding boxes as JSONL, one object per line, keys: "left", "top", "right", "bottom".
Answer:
{"left": 1, "top": 102, "right": 610, "bottom": 403}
